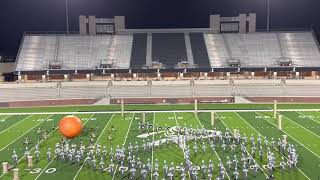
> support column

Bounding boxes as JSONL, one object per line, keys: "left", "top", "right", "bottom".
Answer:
{"left": 146, "top": 33, "right": 152, "bottom": 68}
{"left": 248, "top": 13, "right": 256, "bottom": 33}
{"left": 226, "top": 72, "right": 231, "bottom": 79}
{"left": 64, "top": 74, "right": 69, "bottom": 82}
{"left": 210, "top": 14, "right": 221, "bottom": 33}
{"left": 24, "top": 75, "right": 28, "bottom": 82}
{"left": 251, "top": 72, "right": 255, "bottom": 79}
{"left": 133, "top": 73, "right": 137, "bottom": 80}
{"left": 42, "top": 75, "right": 47, "bottom": 82}
{"left": 295, "top": 72, "right": 300, "bottom": 79}
{"left": 157, "top": 72, "right": 161, "bottom": 80}
{"left": 18, "top": 75, "right": 22, "bottom": 83}
{"left": 179, "top": 72, "right": 184, "bottom": 79}
{"left": 273, "top": 71, "right": 277, "bottom": 79}
{"left": 86, "top": 74, "right": 91, "bottom": 81}
{"left": 239, "top": 14, "right": 247, "bottom": 34}
{"left": 0, "top": 75, "right": 4, "bottom": 82}
{"left": 88, "top": 15, "right": 96, "bottom": 35}
{"left": 79, "top": 15, "right": 87, "bottom": 35}
{"left": 111, "top": 73, "right": 115, "bottom": 80}
{"left": 204, "top": 72, "right": 208, "bottom": 80}
{"left": 273, "top": 100, "right": 277, "bottom": 118}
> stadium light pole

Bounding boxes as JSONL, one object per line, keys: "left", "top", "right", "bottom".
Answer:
{"left": 267, "top": 0, "right": 270, "bottom": 31}
{"left": 66, "top": 0, "right": 70, "bottom": 34}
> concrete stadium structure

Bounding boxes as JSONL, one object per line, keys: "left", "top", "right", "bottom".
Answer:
{"left": 1, "top": 13, "right": 320, "bottom": 106}
{"left": 13, "top": 13, "right": 320, "bottom": 82}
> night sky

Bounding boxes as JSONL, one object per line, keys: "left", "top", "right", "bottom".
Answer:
{"left": 0, "top": 0, "right": 320, "bottom": 57}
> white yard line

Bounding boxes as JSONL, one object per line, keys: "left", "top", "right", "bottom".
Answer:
{"left": 151, "top": 112, "right": 155, "bottom": 180}
{"left": 193, "top": 113, "right": 231, "bottom": 180}
{"left": 249, "top": 112, "right": 312, "bottom": 180}
{"left": 111, "top": 113, "right": 134, "bottom": 180}
{"left": 296, "top": 111, "right": 320, "bottom": 125}
{"left": 35, "top": 156, "right": 57, "bottom": 179}
{"left": 173, "top": 112, "right": 192, "bottom": 180}
{"left": 280, "top": 113, "right": 320, "bottom": 139}
{"left": 255, "top": 112, "right": 320, "bottom": 159}
{"left": 0, "top": 114, "right": 53, "bottom": 152}
{"left": 2, "top": 109, "right": 320, "bottom": 116}
{"left": 0, "top": 115, "right": 31, "bottom": 135}
{"left": 73, "top": 113, "right": 115, "bottom": 180}
{"left": 218, "top": 113, "right": 270, "bottom": 179}
{"left": 32, "top": 114, "right": 94, "bottom": 180}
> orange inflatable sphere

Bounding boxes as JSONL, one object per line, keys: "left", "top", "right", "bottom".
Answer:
{"left": 59, "top": 115, "right": 83, "bottom": 138}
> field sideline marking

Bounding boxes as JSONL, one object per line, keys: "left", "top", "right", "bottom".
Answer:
{"left": 173, "top": 112, "right": 192, "bottom": 180}
{"left": 192, "top": 112, "right": 231, "bottom": 180}
{"left": 0, "top": 115, "right": 31, "bottom": 135}
{"left": 296, "top": 111, "right": 320, "bottom": 125}
{"left": 255, "top": 112, "right": 320, "bottom": 159}
{"left": 217, "top": 113, "right": 269, "bottom": 178}
{"left": 72, "top": 113, "right": 115, "bottom": 180}
{"left": 0, "top": 114, "right": 53, "bottom": 152}
{"left": 111, "top": 113, "right": 134, "bottom": 180}
{"left": 251, "top": 112, "right": 312, "bottom": 179}
{"left": 279, "top": 113, "right": 320, "bottom": 139}
{"left": 2, "top": 109, "right": 320, "bottom": 116}
{"left": 34, "top": 114, "right": 94, "bottom": 180}
{"left": 151, "top": 112, "right": 155, "bottom": 180}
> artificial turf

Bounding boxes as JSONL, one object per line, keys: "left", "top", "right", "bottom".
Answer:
{"left": 0, "top": 104, "right": 319, "bottom": 179}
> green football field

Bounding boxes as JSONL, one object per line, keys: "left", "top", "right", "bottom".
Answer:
{"left": 0, "top": 104, "right": 320, "bottom": 179}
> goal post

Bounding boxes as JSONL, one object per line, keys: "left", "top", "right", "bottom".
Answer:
{"left": 278, "top": 114, "right": 282, "bottom": 130}
{"left": 194, "top": 99, "right": 198, "bottom": 114}
{"left": 121, "top": 99, "right": 124, "bottom": 117}
{"left": 211, "top": 112, "right": 215, "bottom": 126}
{"left": 273, "top": 100, "right": 277, "bottom": 118}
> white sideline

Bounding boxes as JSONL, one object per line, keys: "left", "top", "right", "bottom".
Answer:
{"left": 1, "top": 109, "right": 320, "bottom": 116}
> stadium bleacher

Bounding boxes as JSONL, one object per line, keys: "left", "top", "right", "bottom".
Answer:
{"left": 151, "top": 33, "right": 188, "bottom": 68}
{"left": 130, "top": 33, "right": 148, "bottom": 69}
{"left": 189, "top": 33, "right": 211, "bottom": 68}
{"left": 15, "top": 31, "right": 320, "bottom": 73}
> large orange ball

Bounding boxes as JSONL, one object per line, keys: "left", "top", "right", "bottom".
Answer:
{"left": 59, "top": 115, "right": 83, "bottom": 138}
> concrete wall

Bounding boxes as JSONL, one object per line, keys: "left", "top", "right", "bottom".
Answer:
{"left": 88, "top": 16, "right": 96, "bottom": 35}
{"left": 239, "top": 14, "right": 247, "bottom": 34}
{"left": 79, "top": 15, "right": 87, "bottom": 35}
{"left": 0, "top": 63, "right": 15, "bottom": 74}
{"left": 115, "top": 16, "right": 125, "bottom": 33}
{"left": 210, "top": 14, "right": 221, "bottom": 33}
{"left": 248, "top": 13, "right": 256, "bottom": 33}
